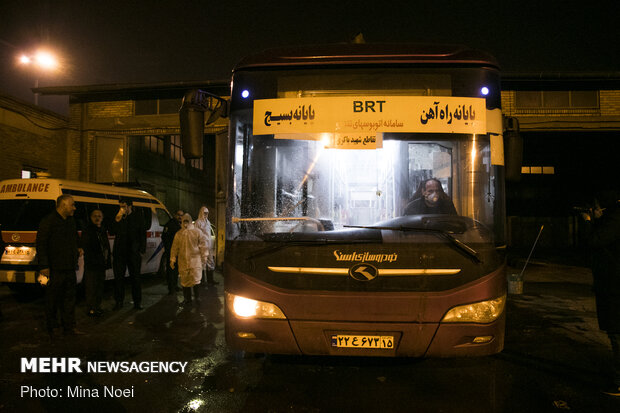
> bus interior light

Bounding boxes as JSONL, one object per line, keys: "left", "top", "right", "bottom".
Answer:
{"left": 480, "top": 86, "right": 490, "bottom": 96}
{"left": 441, "top": 294, "right": 506, "bottom": 323}
{"left": 226, "top": 292, "right": 287, "bottom": 319}
{"left": 241, "top": 89, "right": 250, "bottom": 99}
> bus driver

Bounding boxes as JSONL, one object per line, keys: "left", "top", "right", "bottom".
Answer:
{"left": 404, "top": 178, "right": 457, "bottom": 215}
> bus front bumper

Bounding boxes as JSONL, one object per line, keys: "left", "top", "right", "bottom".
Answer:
{"left": 225, "top": 312, "right": 505, "bottom": 357}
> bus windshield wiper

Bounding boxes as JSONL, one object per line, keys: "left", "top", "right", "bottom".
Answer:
{"left": 343, "top": 224, "right": 481, "bottom": 263}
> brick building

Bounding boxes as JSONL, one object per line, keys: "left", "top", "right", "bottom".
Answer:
{"left": 0, "top": 92, "right": 69, "bottom": 179}
{"left": 32, "top": 81, "right": 229, "bottom": 221}
{"left": 501, "top": 73, "right": 620, "bottom": 255}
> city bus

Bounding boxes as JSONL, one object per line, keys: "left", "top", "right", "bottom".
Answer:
{"left": 0, "top": 177, "right": 170, "bottom": 287}
{"left": 182, "top": 43, "right": 513, "bottom": 357}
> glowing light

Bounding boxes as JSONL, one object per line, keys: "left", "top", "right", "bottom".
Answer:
{"left": 470, "top": 135, "right": 477, "bottom": 219}
{"left": 470, "top": 140, "right": 477, "bottom": 163}
{"left": 233, "top": 296, "right": 258, "bottom": 317}
{"left": 227, "top": 293, "right": 286, "bottom": 319}
{"left": 241, "top": 89, "right": 250, "bottom": 99}
{"left": 297, "top": 147, "right": 323, "bottom": 191}
{"left": 320, "top": 133, "right": 332, "bottom": 147}
{"left": 480, "top": 87, "right": 489, "bottom": 96}
{"left": 186, "top": 399, "right": 204, "bottom": 410}
{"left": 34, "top": 51, "right": 58, "bottom": 70}
{"left": 18, "top": 50, "right": 59, "bottom": 71}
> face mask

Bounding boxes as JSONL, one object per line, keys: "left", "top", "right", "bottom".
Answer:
{"left": 425, "top": 192, "right": 439, "bottom": 205}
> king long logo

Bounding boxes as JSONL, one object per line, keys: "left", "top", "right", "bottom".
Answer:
{"left": 349, "top": 263, "right": 378, "bottom": 282}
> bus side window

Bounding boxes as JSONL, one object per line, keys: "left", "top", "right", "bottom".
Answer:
{"left": 156, "top": 208, "right": 170, "bottom": 226}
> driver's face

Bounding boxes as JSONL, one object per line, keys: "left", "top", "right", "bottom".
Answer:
{"left": 424, "top": 181, "right": 441, "bottom": 197}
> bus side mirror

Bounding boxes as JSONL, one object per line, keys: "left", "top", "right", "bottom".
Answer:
{"left": 503, "top": 116, "right": 522, "bottom": 182}
{"left": 179, "top": 90, "right": 228, "bottom": 159}
{"left": 179, "top": 105, "right": 204, "bottom": 159}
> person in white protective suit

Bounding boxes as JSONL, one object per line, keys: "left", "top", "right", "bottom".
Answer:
{"left": 169, "top": 214, "right": 209, "bottom": 305}
{"left": 195, "top": 205, "right": 217, "bottom": 285}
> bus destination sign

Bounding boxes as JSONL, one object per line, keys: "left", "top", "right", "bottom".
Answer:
{"left": 253, "top": 96, "right": 487, "bottom": 149}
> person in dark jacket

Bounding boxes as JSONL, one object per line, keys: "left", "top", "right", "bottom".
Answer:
{"left": 162, "top": 209, "right": 183, "bottom": 295}
{"left": 36, "top": 194, "right": 82, "bottom": 337}
{"left": 109, "top": 198, "right": 149, "bottom": 310}
{"left": 581, "top": 190, "right": 620, "bottom": 396}
{"left": 80, "top": 209, "right": 111, "bottom": 317}
{"left": 404, "top": 178, "right": 457, "bottom": 215}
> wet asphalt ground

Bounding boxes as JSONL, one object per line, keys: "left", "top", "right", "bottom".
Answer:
{"left": 1, "top": 262, "right": 620, "bottom": 413}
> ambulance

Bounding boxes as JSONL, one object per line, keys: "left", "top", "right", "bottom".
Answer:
{"left": 0, "top": 177, "right": 171, "bottom": 286}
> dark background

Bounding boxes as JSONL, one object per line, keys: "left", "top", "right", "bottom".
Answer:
{"left": 1, "top": 0, "right": 619, "bottom": 114}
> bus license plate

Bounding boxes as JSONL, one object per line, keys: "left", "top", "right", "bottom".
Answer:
{"left": 331, "top": 335, "right": 394, "bottom": 349}
{"left": 5, "top": 248, "right": 33, "bottom": 256}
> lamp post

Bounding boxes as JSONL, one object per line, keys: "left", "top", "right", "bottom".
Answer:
{"left": 18, "top": 50, "right": 59, "bottom": 105}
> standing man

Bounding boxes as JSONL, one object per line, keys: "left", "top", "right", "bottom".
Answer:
{"left": 109, "top": 198, "right": 149, "bottom": 310}
{"left": 80, "top": 209, "right": 111, "bottom": 316}
{"left": 581, "top": 190, "right": 620, "bottom": 396}
{"left": 36, "top": 194, "right": 82, "bottom": 337}
{"left": 162, "top": 209, "right": 184, "bottom": 295}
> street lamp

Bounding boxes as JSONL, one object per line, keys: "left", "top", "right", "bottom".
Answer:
{"left": 18, "top": 49, "right": 60, "bottom": 105}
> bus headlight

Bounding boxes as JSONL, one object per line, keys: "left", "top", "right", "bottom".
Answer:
{"left": 441, "top": 295, "right": 506, "bottom": 323}
{"left": 226, "top": 292, "right": 287, "bottom": 319}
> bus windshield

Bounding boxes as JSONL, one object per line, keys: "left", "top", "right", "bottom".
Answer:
{"left": 230, "top": 131, "right": 496, "bottom": 237}
{"left": 228, "top": 67, "right": 504, "bottom": 245}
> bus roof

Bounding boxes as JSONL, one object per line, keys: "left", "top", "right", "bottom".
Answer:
{"left": 234, "top": 43, "right": 500, "bottom": 72}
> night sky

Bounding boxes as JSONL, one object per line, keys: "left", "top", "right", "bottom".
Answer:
{"left": 1, "top": 0, "right": 618, "bottom": 114}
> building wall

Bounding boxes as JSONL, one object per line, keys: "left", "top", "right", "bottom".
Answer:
{"left": 67, "top": 98, "right": 227, "bottom": 217}
{"left": 501, "top": 90, "right": 620, "bottom": 129}
{"left": 500, "top": 89, "right": 620, "bottom": 256}
{"left": 600, "top": 90, "right": 620, "bottom": 116}
{"left": 0, "top": 93, "right": 69, "bottom": 180}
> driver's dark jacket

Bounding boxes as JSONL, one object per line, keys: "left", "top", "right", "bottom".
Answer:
{"left": 404, "top": 197, "right": 457, "bottom": 215}
{"left": 36, "top": 211, "right": 79, "bottom": 271}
